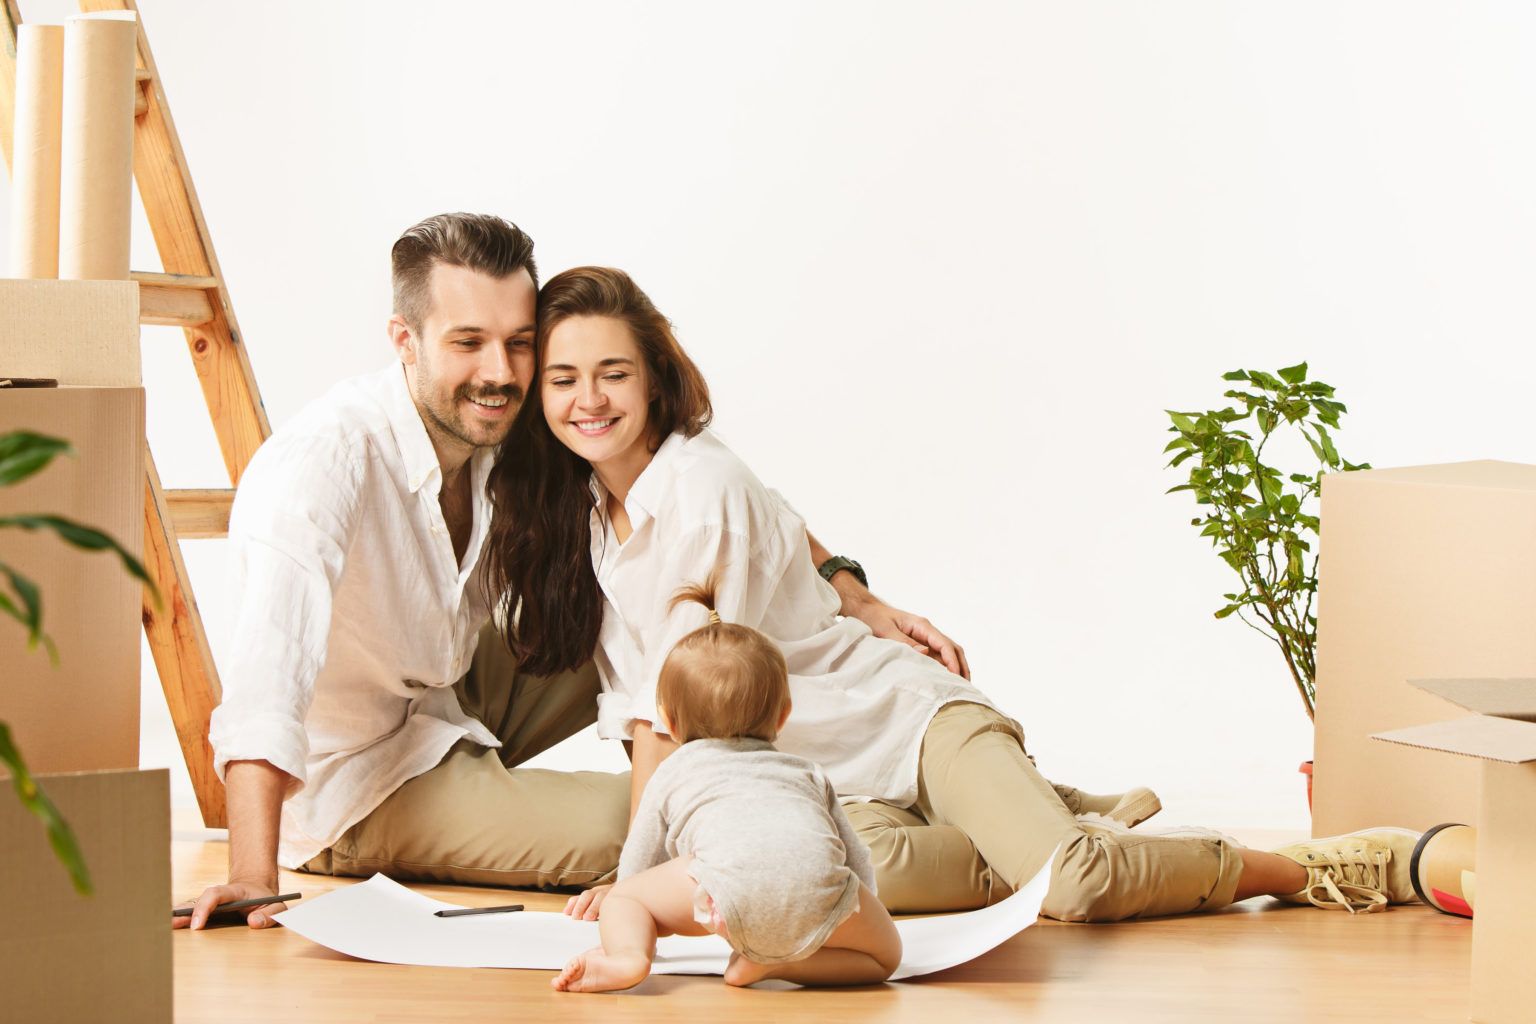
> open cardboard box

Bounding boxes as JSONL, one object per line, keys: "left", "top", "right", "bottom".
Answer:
{"left": 1374, "top": 678, "right": 1536, "bottom": 1024}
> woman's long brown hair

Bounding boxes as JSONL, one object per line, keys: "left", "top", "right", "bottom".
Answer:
{"left": 484, "top": 266, "right": 713, "bottom": 675}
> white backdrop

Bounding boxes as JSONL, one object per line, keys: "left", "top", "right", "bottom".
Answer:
{"left": 5, "top": 1, "right": 1535, "bottom": 829}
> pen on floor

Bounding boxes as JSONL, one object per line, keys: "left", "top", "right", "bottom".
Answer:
{"left": 171, "top": 893, "right": 303, "bottom": 918}
{"left": 434, "top": 903, "right": 525, "bottom": 918}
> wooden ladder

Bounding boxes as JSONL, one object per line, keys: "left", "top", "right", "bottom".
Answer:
{"left": 1, "top": 0, "right": 269, "bottom": 827}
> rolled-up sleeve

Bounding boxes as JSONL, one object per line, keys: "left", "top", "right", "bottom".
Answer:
{"left": 208, "top": 435, "right": 362, "bottom": 794}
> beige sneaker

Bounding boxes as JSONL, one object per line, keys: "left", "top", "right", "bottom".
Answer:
{"left": 1058, "top": 785, "right": 1163, "bottom": 828}
{"left": 1271, "top": 828, "right": 1423, "bottom": 913}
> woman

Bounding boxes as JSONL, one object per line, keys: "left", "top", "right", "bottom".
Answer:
{"left": 486, "top": 266, "right": 1419, "bottom": 921}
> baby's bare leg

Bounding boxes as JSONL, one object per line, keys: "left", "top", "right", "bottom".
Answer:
{"left": 552, "top": 857, "right": 709, "bottom": 993}
{"left": 724, "top": 882, "right": 902, "bottom": 988}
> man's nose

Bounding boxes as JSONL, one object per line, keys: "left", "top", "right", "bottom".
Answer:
{"left": 478, "top": 342, "right": 514, "bottom": 385}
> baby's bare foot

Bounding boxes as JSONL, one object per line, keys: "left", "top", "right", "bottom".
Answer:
{"left": 551, "top": 947, "right": 651, "bottom": 993}
{"left": 723, "top": 951, "right": 777, "bottom": 988}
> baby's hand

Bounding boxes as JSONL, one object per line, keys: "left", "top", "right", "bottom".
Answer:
{"left": 563, "top": 884, "right": 613, "bottom": 921}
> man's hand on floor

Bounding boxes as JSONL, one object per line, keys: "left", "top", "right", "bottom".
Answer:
{"left": 174, "top": 880, "right": 289, "bottom": 930}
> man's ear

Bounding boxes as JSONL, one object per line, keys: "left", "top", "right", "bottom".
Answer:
{"left": 389, "top": 314, "right": 418, "bottom": 366}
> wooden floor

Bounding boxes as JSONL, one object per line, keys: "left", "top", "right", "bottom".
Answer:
{"left": 170, "top": 821, "right": 1474, "bottom": 1023}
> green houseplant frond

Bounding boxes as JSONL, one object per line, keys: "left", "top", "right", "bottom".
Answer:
{"left": 1165, "top": 363, "right": 1369, "bottom": 721}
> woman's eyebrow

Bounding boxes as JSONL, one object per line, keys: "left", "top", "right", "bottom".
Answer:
{"left": 544, "top": 357, "right": 638, "bottom": 373}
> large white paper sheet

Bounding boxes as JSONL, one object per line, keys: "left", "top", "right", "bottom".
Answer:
{"left": 275, "top": 858, "right": 1050, "bottom": 980}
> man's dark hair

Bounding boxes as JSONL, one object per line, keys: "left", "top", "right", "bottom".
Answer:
{"left": 391, "top": 213, "right": 538, "bottom": 330}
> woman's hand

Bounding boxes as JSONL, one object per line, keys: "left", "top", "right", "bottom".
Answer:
{"left": 840, "top": 588, "right": 971, "bottom": 680}
{"left": 564, "top": 884, "right": 612, "bottom": 921}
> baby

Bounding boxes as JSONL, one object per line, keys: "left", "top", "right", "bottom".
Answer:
{"left": 551, "top": 582, "right": 903, "bottom": 992}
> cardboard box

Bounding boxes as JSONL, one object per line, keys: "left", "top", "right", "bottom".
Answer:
{"left": 1374, "top": 679, "right": 1536, "bottom": 1024}
{"left": 0, "top": 279, "right": 144, "bottom": 772}
{"left": 1311, "top": 461, "right": 1536, "bottom": 836}
{"left": 0, "top": 768, "right": 171, "bottom": 1022}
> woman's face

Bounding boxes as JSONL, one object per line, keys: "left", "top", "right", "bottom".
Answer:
{"left": 541, "top": 314, "right": 654, "bottom": 471}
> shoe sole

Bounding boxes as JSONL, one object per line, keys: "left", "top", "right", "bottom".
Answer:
{"left": 1109, "top": 788, "right": 1162, "bottom": 829}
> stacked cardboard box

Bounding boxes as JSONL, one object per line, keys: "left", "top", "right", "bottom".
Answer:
{"left": 0, "top": 278, "right": 170, "bottom": 1022}
{"left": 1312, "top": 461, "right": 1536, "bottom": 835}
{"left": 0, "top": 279, "right": 144, "bottom": 770}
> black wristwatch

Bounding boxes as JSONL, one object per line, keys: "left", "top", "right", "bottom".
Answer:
{"left": 817, "top": 555, "right": 868, "bottom": 588}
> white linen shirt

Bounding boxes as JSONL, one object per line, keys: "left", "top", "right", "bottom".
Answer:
{"left": 208, "top": 363, "right": 499, "bottom": 868}
{"left": 589, "top": 429, "right": 996, "bottom": 807}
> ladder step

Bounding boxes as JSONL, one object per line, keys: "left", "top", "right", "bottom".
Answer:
{"left": 132, "top": 271, "right": 217, "bottom": 327}
{"left": 165, "top": 488, "right": 234, "bottom": 538}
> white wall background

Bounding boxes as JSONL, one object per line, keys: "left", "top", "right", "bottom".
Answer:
{"left": 5, "top": 1, "right": 1535, "bottom": 829}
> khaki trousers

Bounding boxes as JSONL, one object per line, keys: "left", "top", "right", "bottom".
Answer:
{"left": 846, "top": 702, "right": 1245, "bottom": 921}
{"left": 300, "top": 624, "right": 631, "bottom": 889}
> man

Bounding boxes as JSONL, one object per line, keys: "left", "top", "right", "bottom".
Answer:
{"left": 178, "top": 213, "right": 970, "bottom": 929}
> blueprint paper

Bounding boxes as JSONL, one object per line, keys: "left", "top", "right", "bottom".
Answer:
{"left": 275, "top": 856, "right": 1050, "bottom": 979}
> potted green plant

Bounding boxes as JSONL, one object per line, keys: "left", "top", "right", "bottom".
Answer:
{"left": 2, "top": 428, "right": 154, "bottom": 894}
{"left": 1164, "top": 364, "right": 1368, "bottom": 806}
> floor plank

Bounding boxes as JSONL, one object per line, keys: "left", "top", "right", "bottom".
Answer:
{"left": 170, "top": 820, "right": 1473, "bottom": 1022}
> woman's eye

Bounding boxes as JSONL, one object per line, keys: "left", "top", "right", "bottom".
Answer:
{"left": 603, "top": 373, "right": 630, "bottom": 383}
{"left": 548, "top": 378, "right": 575, "bottom": 388}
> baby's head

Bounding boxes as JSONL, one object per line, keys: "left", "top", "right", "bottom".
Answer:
{"left": 656, "top": 579, "right": 791, "bottom": 743}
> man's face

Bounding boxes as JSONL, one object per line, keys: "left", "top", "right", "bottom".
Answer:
{"left": 393, "top": 263, "right": 537, "bottom": 458}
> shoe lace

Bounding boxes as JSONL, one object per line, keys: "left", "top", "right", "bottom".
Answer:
{"left": 1301, "top": 847, "right": 1390, "bottom": 914}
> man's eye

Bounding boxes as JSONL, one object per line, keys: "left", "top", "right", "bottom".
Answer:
{"left": 510, "top": 338, "right": 532, "bottom": 349}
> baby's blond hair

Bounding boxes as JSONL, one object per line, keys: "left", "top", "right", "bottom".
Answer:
{"left": 656, "top": 578, "right": 790, "bottom": 743}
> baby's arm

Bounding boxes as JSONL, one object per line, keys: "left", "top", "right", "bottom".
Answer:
{"left": 618, "top": 778, "right": 671, "bottom": 880}
{"left": 825, "top": 775, "right": 879, "bottom": 894}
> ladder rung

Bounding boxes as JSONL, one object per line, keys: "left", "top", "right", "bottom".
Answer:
{"left": 165, "top": 488, "right": 233, "bottom": 538}
{"left": 133, "top": 272, "right": 217, "bottom": 327}
{"left": 133, "top": 270, "right": 220, "bottom": 289}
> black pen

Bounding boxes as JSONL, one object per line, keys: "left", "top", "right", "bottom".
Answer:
{"left": 434, "top": 903, "right": 525, "bottom": 918}
{"left": 171, "top": 893, "right": 302, "bottom": 918}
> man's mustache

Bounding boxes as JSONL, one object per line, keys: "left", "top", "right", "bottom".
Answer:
{"left": 459, "top": 382, "right": 524, "bottom": 404}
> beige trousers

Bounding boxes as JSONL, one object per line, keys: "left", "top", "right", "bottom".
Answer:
{"left": 846, "top": 702, "right": 1245, "bottom": 921}
{"left": 300, "top": 625, "right": 631, "bottom": 889}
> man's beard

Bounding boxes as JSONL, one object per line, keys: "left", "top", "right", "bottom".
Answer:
{"left": 425, "top": 381, "right": 524, "bottom": 449}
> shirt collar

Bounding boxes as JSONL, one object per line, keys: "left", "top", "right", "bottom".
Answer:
{"left": 625, "top": 432, "right": 689, "bottom": 520}
{"left": 380, "top": 362, "right": 445, "bottom": 494}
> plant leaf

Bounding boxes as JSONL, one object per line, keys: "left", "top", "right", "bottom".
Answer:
{"left": 1278, "top": 362, "right": 1309, "bottom": 385}
{"left": 0, "top": 514, "right": 157, "bottom": 600}
{"left": 0, "top": 722, "right": 92, "bottom": 895}
{"left": 0, "top": 559, "right": 47, "bottom": 652}
{"left": 0, "top": 432, "right": 72, "bottom": 486}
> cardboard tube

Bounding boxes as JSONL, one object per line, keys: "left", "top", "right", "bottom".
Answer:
{"left": 58, "top": 12, "right": 139, "bottom": 281}
{"left": 9, "top": 25, "right": 66, "bottom": 279}
{"left": 1410, "top": 822, "right": 1477, "bottom": 918}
